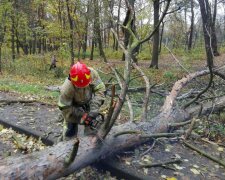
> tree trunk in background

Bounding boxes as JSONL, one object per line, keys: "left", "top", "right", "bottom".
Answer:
{"left": 93, "top": 0, "right": 107, "bottom": 62}
{"left": 90, "top": 36, "right": 95, "bottom": 60}
{"left": 188, "top": 0, "right": 194, "bottom": 51}
{"left": 159, "top": 21, "right": 165, "bottom": 53}
{"left": 66, "top": 0, "right": 75, "bottom": 66}
{"left": 115, "top": 0, "right": 122, "bottom": 51}
{"left": 150, "top": 0, "right": 160, "bottom": 68}
{"left": 57, "top": 0, "right": 63, "bottom": 47}
{"left": 32, "top": 33, "right": 36, "bottom": 54}
{"left": 211, "top": 0, "right": 219, "bottom": 56}
{"left": 82, "top": 0, "right": 90, "bottom": 59}
{"left": 198, "top": 0, "right": 214, "bottom": 67}
{"left": 11, "top": 11, "right": 15, "bottom": 61}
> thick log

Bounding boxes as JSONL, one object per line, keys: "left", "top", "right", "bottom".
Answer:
{"left": 1, "top": 68, "right": 225, "bottom": 179}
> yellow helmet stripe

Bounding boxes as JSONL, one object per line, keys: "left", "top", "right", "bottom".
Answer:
{"left": 85, "top": 73, "right": 91, "bottom": 79}
{"left": 71, "top": 75, "right": 78, "bottom": 82}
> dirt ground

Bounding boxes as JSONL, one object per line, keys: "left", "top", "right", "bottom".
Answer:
{"left": 0, "top": 90, "right": 225, "bottom": 180}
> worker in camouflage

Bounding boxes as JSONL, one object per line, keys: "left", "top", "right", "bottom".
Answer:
{"left": 58, "top": 61, "right": 106, "bottom": 140}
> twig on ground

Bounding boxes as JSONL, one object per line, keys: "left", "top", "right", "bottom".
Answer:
{"left": 183, "top": 141, "right": 225, "bottom": 168}
{"left": 201, "top": 138, "right": 225, "bottom": 148}
{"left": 0, "top": 100, "right": 36, "bottom": 105}
{"left": 141, "top": 132, "right": 182, "bottom": 139}
{"left": 114, "top": 130, "right": 143, "bottom": 137}
{"left": 168, "top": 120, "right": 192, "bottom": 128}
{"left": 139, "top": 159, "right": 182, "bottom": 168}
{"left": 140, "top": 140, "right": 156, "bottom": 157}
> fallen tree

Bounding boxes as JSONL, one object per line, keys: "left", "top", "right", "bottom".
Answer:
{"left": 1, "top": 1, "right": 225, "bottom": 178}
{"left": 1, "top": 66, "right": 225, "bottom": 179}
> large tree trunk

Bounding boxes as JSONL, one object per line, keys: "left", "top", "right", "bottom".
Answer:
{"left": 1, "top": 67, "right": 225, "bottom": 179}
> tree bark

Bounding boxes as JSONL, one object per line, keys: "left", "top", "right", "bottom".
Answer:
{"left": 150, "top": 0, "right": 160, "bottom": 69}
{"left": 188, "top": 0, "right": 194, "bottom": 51}
{"left": 198, "top": 0, "right": 214, "bottom": 67}
{"left": 66, "top": 0, "right": 75, "bottom": 66}
{"left": 1, "top": 67, "right": 225, "bottom": 179}
{"left": 115, "top": 0, "right": 122, "bottom": 51}
{"left": 211, "top": 0, "right": 219, "bottom": 56}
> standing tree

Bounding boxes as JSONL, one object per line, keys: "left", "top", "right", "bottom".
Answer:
{"left": 66, "top": 0, "right": 75, "bottom": 66}
{"left": 150, "top": 0, "right": 160, "bottom": 68}
{"left": 0, "top": 1, "right": 8, "bottom": 73}
{"left": 187, "top": 0, "right": 194, "bottom": 50}
{"left": 93, "top": 0, "right": 107, "bottom": 62}
{"left": 211, "top": 0, "right": 220, "bottom": 56}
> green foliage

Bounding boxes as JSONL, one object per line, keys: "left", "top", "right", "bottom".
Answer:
{"left": 163, "top": 71, "right": 176, "bottom": 80}
{"left": 210, "top": 123, "right": 225, "bottom": 139}
{"left": 0, "top": 78, "right": 59, "bottom": 99}
{"left": 2, "top": 53, "right": 66, "bottom": 85}
{"left": 137, "top": 45, "right": 152, "bottom": 60}
{"left": 105, "top": 49, "right": 123, "bottom": 59}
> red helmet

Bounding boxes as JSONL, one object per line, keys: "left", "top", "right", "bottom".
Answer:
{"left": 70, "top": 62, "right": 91, "bottom": 88}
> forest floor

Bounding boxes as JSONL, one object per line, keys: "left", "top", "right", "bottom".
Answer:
{"left": 0, "top": 90, "right": 225, "bottom": 180}
{"left": 1, "top": 53, "right": 225, "bottom": 179}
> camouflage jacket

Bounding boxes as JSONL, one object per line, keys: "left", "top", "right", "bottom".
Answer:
{"left": 58, "top": 67, "right": 106, "bottom": 123}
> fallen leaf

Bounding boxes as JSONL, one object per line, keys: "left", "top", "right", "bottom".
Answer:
{"left": 190, "top": 168, "right": 200, "bottom": 175}
{"left": 173, "top": 164, "right": 185, "bottom": 170}
{"left": 174, "top": 154, "right": 181, "bottom": 159}
{"left": 193, "top": 164, "right": 199, "bottom": 168}
{"left": 217, "top": 147, "right": 224, "bottom": 152}
{"left": 161, "top": 175, "right": 167, "bottom": 179}
{"left": 166, "top": 177, "right": 177, "bottom": 180}
{"left": 125, "top": 161, "right": 131, "bottom": 165}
